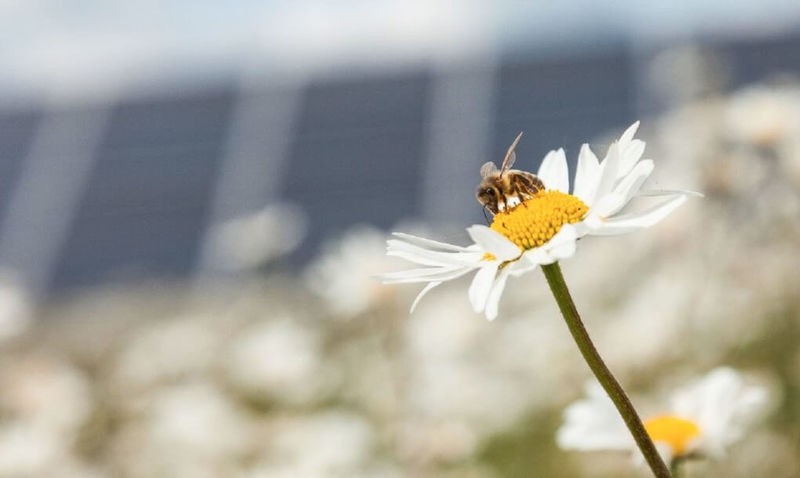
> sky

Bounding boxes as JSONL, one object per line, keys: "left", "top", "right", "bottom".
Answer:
{"left": 0, "top": 0, "right": 799, "bottom": 103}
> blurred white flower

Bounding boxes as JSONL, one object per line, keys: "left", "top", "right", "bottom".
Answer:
{"left": 0, "top": 422, "right": 68, "bottom": 476}
{"left": 402, "top": 293, "right": 574, "bottom": 434}
{"left": 0, "top": 355, "right": 95, "bottom": 477}
{"left": 778, "top": 135, "right": 800, "bottom": 188}
{"left": 306, "top": 225, "right": 405, "bottom": 317}
{"left": 557, "top": 367, "right": 769, "bottom": 465}
{"left": 701, "top": 150, "right": 768, "bottom": 196}
{"left": 226, "top": 318, "right": 333, "bottom": 405}
{"left": 394, "top": 418, "right": 480, "bottom": 464}
{"left": 263, "top": 411, "right": 374, "bottom": 475}
{"left": 113, "top": 315, "right": 221, "bottom": 390}
{"left": 239, "top": 463, "right": 304, "bottom": 478}
{"left": 404, "top": 298, "right": 515, "bottom": 428}
{"left": 209, "top": 203, "right": 308, "bottom": 271}
{"left": 102, "top": 382, "right": 246, "bottom": 476}
{"left": 143, "top": 381, "right": 251, "bottom": 460}
{"left": 382, "top": 122, "right": 693, "bottom": 320}
{"left": 0, "top": 355, "right": 92, "bottom": 435}
{"left": 43, "top": 460, "right": 110, "bottom": 478}
{"left": 242, "top": 461, "right": 403, "bottom": 478}
{"left": 404, "top": 292, "right": 486, "bottom": 360}
{"left": 725, "top": 85, "right": 800, "bottom": 147}
{"left": 407, "top": 358, "right": 532, "bottom": 434}
{"left": 0, "top": 271, "right": 32, "bottom": 341}
{"left": 595, "top": 271, "right": 694, "bottom": 367}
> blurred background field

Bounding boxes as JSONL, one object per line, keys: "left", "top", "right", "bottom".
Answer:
{"left": 0, "top": 1, "right": 798, "bottom": 477}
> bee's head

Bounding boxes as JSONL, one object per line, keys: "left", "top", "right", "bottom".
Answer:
{"left": 476, "top": 180, "right": 500, "bottom": 214}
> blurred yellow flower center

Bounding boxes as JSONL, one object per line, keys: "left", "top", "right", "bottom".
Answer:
{"left": 490, "top": 191, "right": 588, "bottom": 250}
{"left": 643, "top": 415, "right": 701, "bottom": 457}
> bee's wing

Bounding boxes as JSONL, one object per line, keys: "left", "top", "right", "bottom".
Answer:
{"left": 480, "top": 161, "right": 498, "bottom": 178}
{"left": 500, "top": 132, "right": 524, "bottom": 174}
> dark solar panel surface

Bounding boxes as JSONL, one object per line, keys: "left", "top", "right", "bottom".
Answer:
{"left": 721, "top": 32, "right": 800, "bottom": 87}
{"left": 0, "top": 110, "right": 40, "bottom": 226}
{"left": 49, "top": 90, "right": 235, "bottom": 290}
{"left": 493, "top": 51, "right": 636, "bottom": 178}
{"left": 284, "top": 72, "right": 430, "bottom": 262}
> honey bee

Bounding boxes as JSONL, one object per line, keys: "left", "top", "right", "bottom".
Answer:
{"left": 477, "top": 132, "right": 545, "bottom": 215}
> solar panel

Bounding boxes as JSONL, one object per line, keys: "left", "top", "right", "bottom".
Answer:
{"left": 283, "top": 72, "right": 430, "bottom": 263}
{"left": 50, "top": 89, "right": 235, "bottom": 291}
{"left": 0, "top": 110, "right": 40, "bottom": 225}
{"left": 493, "top": 51, "right": 636, "bottom": 172}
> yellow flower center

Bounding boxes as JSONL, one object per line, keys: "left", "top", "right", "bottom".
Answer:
{"left": 643, "top": 415, "right": 702, "bottom": 457}
{"left": 490, "top": 190, "right": 588, "bottom": 250}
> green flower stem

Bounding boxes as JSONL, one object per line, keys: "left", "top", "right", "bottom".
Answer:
{"left": 541, "top": 262, "right": 671, "bottom": 478}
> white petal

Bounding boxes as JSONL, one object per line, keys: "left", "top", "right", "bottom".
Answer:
{"left": 521, "top": 247, "right": 553, "bottom": 266}
{"left": 636, "top": 189, "right": 704, "bottom": 198}
{"left": 671, "top": 367, "right": 769, "bottom": 456}
{"left": 379, "top": 265, "right": 472, "bottom": 284}
{"left": 505, "top": 257, "right": 539, "bottom": 277}
{"left": 586, "top": 194, "right": 687, "bottom": 236}
{"left": 544, "top": 224, "right": 578, "bottom": 261}
{"left": 618, "top": 139, "right": 646, "bottom": 179}
{"left": 391, "top": 232, "right": 472, "bottom": 252}
{"left": 590, "top": 159, "right": 654, "bottom": 218}
{"left": 615, "top": 159, "right": 653, "bottom": 201}
{"left": 379, "top": 266, "right": 457, "bottom": 281}
{"left": 537, "top": 148, "right": 569, "bottom": 193}
{"left": 573, "top": 144, "right": 601, "bottom": 203}
{"left": 521, "top": 224, "right": 578, "bottom": 265}
{"left": 387, "top": 240, "right": 483, "bottom": 267}
{"left": 581, "top": 216, "right": 637, "bottom": 236}
{"left": 572, "top": 220, "right": 590, "bottom": 238}
{"left": 557, "top": 381, "right": 633, "bottom": 451}
{"left": 467, "top": 225, "right": 521, "bottom": 261}
{"left": 588, "top": 193, "right": 626, "bottom": 220}
{"left": 618, "top": 121, "right": 640, "bottom": 146}
{"left": 591, "top": 143, "right": 620, "bottom": 205}
{"left": 410, "top": 281, "right": 441, "bottom": 313}
{"left": 386, "top": 249, "right": 473, "bottom": 268}
{"left": 484, "top": 268, "right": 510, "bottom": 321}
{"left": 468, "top": 265, "right": 497, "bottom": 313}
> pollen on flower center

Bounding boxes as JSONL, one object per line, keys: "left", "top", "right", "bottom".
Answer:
{"left": 490, "top": 190, "right": 588, "bottom": 250}
{"left": 643, "top": 415, "right": 701, "bottom": 457}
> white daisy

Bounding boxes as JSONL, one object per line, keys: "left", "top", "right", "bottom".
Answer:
{"left": 557, "top": 367, "right": 769, "bottom": 465}
{"left": 380, "top": 122, "right": 694, "bottom": 320}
